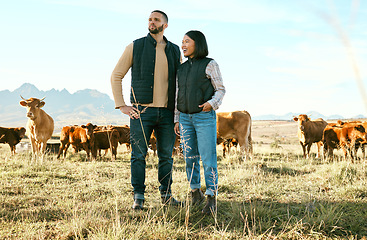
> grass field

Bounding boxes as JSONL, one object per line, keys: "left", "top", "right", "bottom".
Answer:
{"left": 1, "top": 120, "right": 367, "bottom": 239}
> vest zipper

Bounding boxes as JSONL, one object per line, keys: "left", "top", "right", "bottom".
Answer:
{"left": 185, "top": 60, "right": 193, "bottom": 112}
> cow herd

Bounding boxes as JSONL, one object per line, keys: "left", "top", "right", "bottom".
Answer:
{"left": 1, "top": 97, "right": 364, "bottom": 162}
{"left": 56, "top": 124, "right": 130, "bottom": 160}
{"left": 0, "top": 97, "right": 253, "bottom": 160}
{"left": 293, "top": 114, "right": 367, "bottom": 161}
{"left": 0, "top": 97, "right": 130, "bottom": 160}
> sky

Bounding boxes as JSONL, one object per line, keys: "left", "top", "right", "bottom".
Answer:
{"left": 1, "top": 0, "right": 367, "bottom": 118}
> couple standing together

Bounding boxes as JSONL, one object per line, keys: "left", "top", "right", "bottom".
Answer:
{"left": 111, "top": 10, "right": 226, "bottom": 214}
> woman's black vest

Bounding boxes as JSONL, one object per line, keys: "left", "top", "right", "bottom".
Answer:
{"left": 131, "top": 34, "right": 180, "bottom": 111}
{"left": 177, "top": 57, "right": 214, "bottom": 114}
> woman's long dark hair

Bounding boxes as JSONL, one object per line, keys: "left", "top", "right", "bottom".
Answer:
{"left": 185, "top": 30, "right": 208, "bottom": 59}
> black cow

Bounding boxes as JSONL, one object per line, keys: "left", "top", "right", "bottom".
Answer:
{"left": 0, "top": 127, "right": 26, "bottom": 154}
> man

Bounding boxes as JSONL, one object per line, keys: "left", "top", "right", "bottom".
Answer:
{"left": 111, "top": 10, "right": 181, "bottom": 210}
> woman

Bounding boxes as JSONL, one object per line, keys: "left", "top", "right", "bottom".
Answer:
{"left": 174, "top": 30, "right": 225, "bottom": 214}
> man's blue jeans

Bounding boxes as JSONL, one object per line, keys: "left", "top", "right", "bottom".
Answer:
{"left": 130, "top": 106, "right": 175, "bottom": 200}
{"left": 179, "top": 110, "right": 218, "bottom": 196}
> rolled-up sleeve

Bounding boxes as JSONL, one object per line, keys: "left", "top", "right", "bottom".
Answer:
{"left": 206, "top": 60, "right": 226, "bottom": 110}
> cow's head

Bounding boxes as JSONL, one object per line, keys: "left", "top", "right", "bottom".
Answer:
{"left": 15, "top": 127, "right": 26, "bottom": 139}
{"left": 81, "top": 123, "right": 98, "bottom": 138}
{"left": 293, "top": 114, "right": 310, "bottom": 131}
{"left": 19, "top": 96, "right": 46, "bottom": 120}
{"left": 354, "top": 124, "right": 367, "bottom": 143}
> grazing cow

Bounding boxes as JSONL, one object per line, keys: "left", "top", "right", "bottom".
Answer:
{"left": 333, "top": 120, "right": 367, "bottom": 159}
{"left": 19, "top": 96, "right": 54, "bottom": 155}
{"left": 57, "top": 123, "right": 97, "bottom": 160}
{"left": 0, "top": 127, "right": 26, "bottom": 154}
{"left": 217, "top": 110, "right": 252, "bottom": 159}
{"left": 293, "top": 114, "right": 328, "bottom": 159}
{"left": 93, "top": 129, "right": 120, "bottom": 160}
{"left": 94, "top": 125, "right": 130, "bottom": 152}
{"left": 110, "top": 125, "right": 131, "bottom": 150}
{"left": 323, "top": 123, "right": 367, "bottom": 161}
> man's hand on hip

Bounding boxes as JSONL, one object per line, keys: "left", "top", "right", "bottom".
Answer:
{"left": 119, "top": 106, "right": 140, "bottom": 119}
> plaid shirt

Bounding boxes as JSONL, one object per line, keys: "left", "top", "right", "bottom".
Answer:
{"left": 174, "top": 59, "right": 226, "bottom": 122}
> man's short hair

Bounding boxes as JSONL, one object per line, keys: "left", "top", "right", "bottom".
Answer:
{"left": 151, "top": 10, "right": 168, "bottom": 23}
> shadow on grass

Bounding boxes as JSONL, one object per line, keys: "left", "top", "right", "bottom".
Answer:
{"left": 1, "top": 194, "right": 367, "bottom": 238}
{"left": 223, "top": 198, "right": 367, "bottom": 238}
{"left": 116, "top": 197, "right": 367, "bottom": 238}
{"left": 259, "top": 165, "right": 313, "bottom": 176}
{"left": 1, "top": 201, "right": 67, "bottom": 222}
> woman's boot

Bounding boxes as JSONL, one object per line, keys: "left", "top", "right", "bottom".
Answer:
{"left": 202, "top": 195, "right": 216, "bottom": 214}
{"left": 191, "top": 188, "right": 205, "bottom": 205}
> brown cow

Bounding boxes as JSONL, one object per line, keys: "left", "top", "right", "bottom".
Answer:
{"left": 323, "top": 123, "right": 367, "bottom": 161}
{"left": 110, "top": 125, "right": 131, "bottom": 150}
{"left": 93, "top": 129, "right": 120, "bottom": 160}
{"left": 57, "top": 123, "right": 97, "bottom": 160}
{"left": 57, "top": 125, "right": 73, "bottom": 159}
{"left": 19, "top": 96, "right": 54, "bottom": 155}
{"left": 149, "top": 131, "right": 157, "bottom": 156}
{"left": 0, "top": 127, "right": 26, "bottom": 154}
{"left": 359, "top": 122, "right": 367, "bottom": 159}
{"left": 94, "top": 125, "right": 130, "bottom": 151}
{"left": 293, "top": 114, "right": 328, "bottom": 159}
{"left": 149, "top": 130, "right": 180, "bottom": 156}
{"left": 219, "top": 138, "right": 238, "bottom": 157}
{"left": 173, "top": 135, "right": 181, "bottom": 155}
{"left": 333, "top": 120, "right": 367, "bottom": 159}
{"left": 217, "top": 110, "right": 252, "bottom": 160}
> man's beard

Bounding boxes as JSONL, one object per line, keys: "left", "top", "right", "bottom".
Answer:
{"left": 149, "top": 24, "right": 164, "bottom": 34}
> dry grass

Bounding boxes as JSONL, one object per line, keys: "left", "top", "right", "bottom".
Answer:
{"left": 1, "top": 120, "right": 367, "bottom": 239}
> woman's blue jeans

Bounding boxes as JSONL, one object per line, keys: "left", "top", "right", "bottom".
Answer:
{"left": 130, "top": 106, "right": 176, "bottom": 200}
{"left": 179, "top": 110, "right": 218, "bottom": 196}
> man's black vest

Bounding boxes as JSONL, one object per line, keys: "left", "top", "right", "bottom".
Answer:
{"left": 177, "top": 57, "right": 214, "bottom": 114}
{"left": 131, "top": 33, "right": 180, "bottom": 110}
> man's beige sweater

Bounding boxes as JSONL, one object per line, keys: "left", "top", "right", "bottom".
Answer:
{"left": 111, "top": 42, "right": 169, "bottom": 109}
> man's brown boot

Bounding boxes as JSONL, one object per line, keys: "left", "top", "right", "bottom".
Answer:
{"left": 202, "top": 195, "right": 216, "bottom": 215}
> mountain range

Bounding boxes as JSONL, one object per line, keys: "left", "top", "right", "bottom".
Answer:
{"left": 0, "top": 83, "right": 129, "bottom": 132}
{"left": 0, "top": 84, "right": 364, "bottom": 132}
